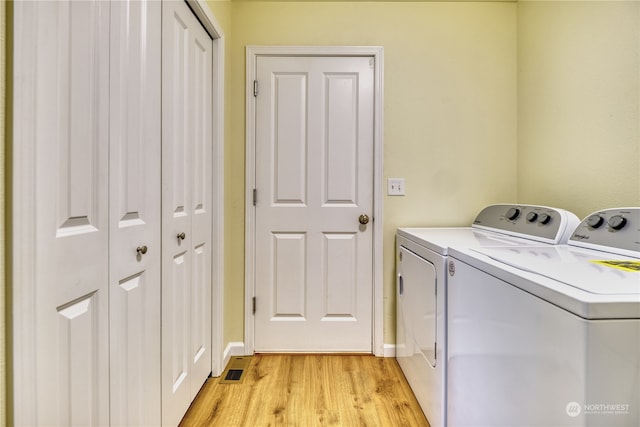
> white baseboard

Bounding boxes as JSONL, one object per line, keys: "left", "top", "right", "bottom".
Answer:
{"left": 383, "top": 343, "right": 396, "bottom": 358}
{"left": 218, "top": 341, "right": 394, "bottom": 376}
{"left": 220, "top": 341, "right": 247, "bottom": 374}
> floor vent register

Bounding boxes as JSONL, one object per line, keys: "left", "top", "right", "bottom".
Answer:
{"left": 219, "top": 356, "right": 252, "bottom": 384}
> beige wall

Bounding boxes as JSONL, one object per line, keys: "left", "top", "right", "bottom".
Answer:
{"left": 518, "top": 0, "right": 640, "bottom": 219}
{"left": 1, "top": 1, "right": 6, "bottom": 424}
{"left": 217, "top": 1, "right": 518, "bottom": 345}
{"left": 205, "top": 0, "right": 236, "bottom": 348}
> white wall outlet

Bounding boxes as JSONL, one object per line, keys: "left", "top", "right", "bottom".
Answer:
{"left": 387, "top": 178, "right": 405, "bottom": 196}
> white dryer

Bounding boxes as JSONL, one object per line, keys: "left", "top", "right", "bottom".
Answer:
{"left": 447, "top": 207, "right": 640, "bottom": 427}
{"left": 396, "top": 204, "right": 580, "bottom": 427}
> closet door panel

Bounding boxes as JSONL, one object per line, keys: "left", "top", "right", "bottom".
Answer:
{"left": 30, "top": 1, "right": 110, "bottom": 425}
{"left": 162, "top": 0, "right": 214, "bottom": 424}
{"left": 109, "top": 1, "right": 162, "bottom": 426}
{"left": 189, "top": 14, "right": 214, "bottom": 399}
{"left": 162, "top": 1, "right": 196, "bottom": 424}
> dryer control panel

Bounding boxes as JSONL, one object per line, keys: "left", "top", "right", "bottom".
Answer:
{"left": 569, "top": 207, "right": 640, "bottom": 257}
{"left": 471, "top": 204, "right": 580, "bottom": 244}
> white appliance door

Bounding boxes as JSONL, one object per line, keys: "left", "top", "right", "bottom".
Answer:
{"left": 397, "top": 245, "right": 441, "bottom": 426}
{"left": 399, "top": 247, "right": 437, "bottom": 366}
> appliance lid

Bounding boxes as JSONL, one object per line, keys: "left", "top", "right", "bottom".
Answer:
{"left": 473, "top": 245, "right": 640, "bottom": 296}
{"left": 397, "top": 227, "right": 548, "bottom": 256}
{"left": 449, "top": 245, "right": 639, "bottom": 319}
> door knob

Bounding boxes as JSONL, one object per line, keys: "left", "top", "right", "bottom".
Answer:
{"left": 359, "top": 214, "right": 370, "bottom": 225}
{"left": 136, "top": 245, "right": 148, "bottom": 255}
{"left": 177, "top": 232, "right": 186, "bottom": 241}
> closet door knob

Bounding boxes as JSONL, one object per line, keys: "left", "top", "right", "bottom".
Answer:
{"left": 136, "top": 245, "right": 148, "bottom": 255}
{"left": 177, "top": 232, "right": 186, "bottom": 241}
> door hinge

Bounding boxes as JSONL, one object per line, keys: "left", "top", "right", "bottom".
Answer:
{"left": 253, "top": 188, "right": 257, "bottom": 206}
{"left": 252, "top": 296, "right": 256, "bottom": 315}
{"left": 253, "top": 80, "right": 258, "bottom": 97}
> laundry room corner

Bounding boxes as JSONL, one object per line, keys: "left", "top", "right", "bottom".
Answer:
{"left": 517, "top": 0, "right": 640, "bottom": 217}
{"left": 204, "top": 0, "right": 241, "bottom": 365}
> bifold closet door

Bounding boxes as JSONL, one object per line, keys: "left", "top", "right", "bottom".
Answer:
{"left": 109, "top": 1, "right": 162, "bottom": 426}
{"left": 14, "top": 1, "right": 164, "bottom": 425}
{"left": 161, "top": 1, "right": 214, "bottom": 425}
{"left": 13, "top": 1, "right": 111, "bottom": 424}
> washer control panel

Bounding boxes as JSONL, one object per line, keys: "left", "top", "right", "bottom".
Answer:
{"left": 472, "top": 204, "right": 580, "bottom": 244}
{"left": 569, "top": 207, "right": 640, "bottom": 257}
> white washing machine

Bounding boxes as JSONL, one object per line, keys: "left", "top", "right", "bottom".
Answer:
{"left": 396, "top": 204, "right": 580, "bottom": 427}
{"left": 447, "top": 207, "right": 640, "bottom": 427}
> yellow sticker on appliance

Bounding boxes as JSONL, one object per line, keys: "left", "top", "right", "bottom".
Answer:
{"left": 591, "top": 260, "right": 640, "bottom": 272}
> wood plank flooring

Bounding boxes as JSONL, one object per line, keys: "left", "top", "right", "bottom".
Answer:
{"left": 180, "top": 354, "right": 431, "bottom": 427}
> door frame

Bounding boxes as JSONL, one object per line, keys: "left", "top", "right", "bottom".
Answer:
{"left": 244, "top": 46, "right": 384, "bottom": 356}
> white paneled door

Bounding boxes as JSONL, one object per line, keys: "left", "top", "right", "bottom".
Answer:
{"left": 254, "top": 56, "right": 375, "bottom": 352}
{"left": 14, "top": 0, "right": 111, "bottom": 424}
{"left": 109, "top": 1, "right": 162, "bottom": 426}
{"left": 162, "top": 1, "right": 214, "bottom": 425}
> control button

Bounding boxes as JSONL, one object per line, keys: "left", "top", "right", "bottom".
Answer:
{"left": 506, "top": 207, "right": 520, "bottom": 221}
{"left": 608, "top": 215, "right": 627, "bottom": 231}
{"left": 526, "top": 212, "right": 538, "bottom": 222}
{"left": 538, "top": 213, "right": 551, "bottom": 225}
{"left": 587, "top": 215, "right": 604, "bottom": 229}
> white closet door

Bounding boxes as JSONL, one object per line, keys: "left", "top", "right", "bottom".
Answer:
{"left": 188, "top": 7, "right": 214, "bottom": 399}
{"left": 109, "top": 1, "right": 162, "bottom": 426}
{"left": 162, "top": 1, "right": 213, "bottom": 425}
{"left": 14, "top": 0, "right": 111, "bottom": 425}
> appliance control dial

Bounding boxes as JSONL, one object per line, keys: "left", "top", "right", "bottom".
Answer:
{"left": 472, "top": 204, "right": 579, "bottom": 243}
{"left": 538, "top": 213, "right": 551, "bottom": 225}
{"left": 607, "top": 215, "right": 627, "bottom": 231}
{"left": 506, "top": 207, "right": 520, "bottom": 221}
{"left": 569, "top": 208, "right": 640, "bottom": 255}
{"left": 587, "top": 215, "right": 604, "bottom": 229}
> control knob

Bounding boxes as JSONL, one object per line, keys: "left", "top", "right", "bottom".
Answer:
{"left": 538, "top": 213, "right": 551, "bottom": 225}
{"left": 608, "top": 215, "right": 627, "bottom": 231}
{"left": 586, "top": 215, "right": 604, "bottom": 229}
{"left": 525, "top": 212, "right": 538, "bottom": 223}
{"left": 506, "top": 207, "right": 520, "bottom": 221}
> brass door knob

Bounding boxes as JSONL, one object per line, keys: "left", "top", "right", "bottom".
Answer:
{"left": 359, "top": 214, "right": 370, "bottom": 225}
{"left": 177, "top": 232, "right": 186, "bottom": 240}
{"left": 136, "top": 245, "right": 148, "bottom": 255}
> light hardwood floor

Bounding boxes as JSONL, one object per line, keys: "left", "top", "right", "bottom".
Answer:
{"left": 180, "top": 354, "right": 431, "bottom": 427}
